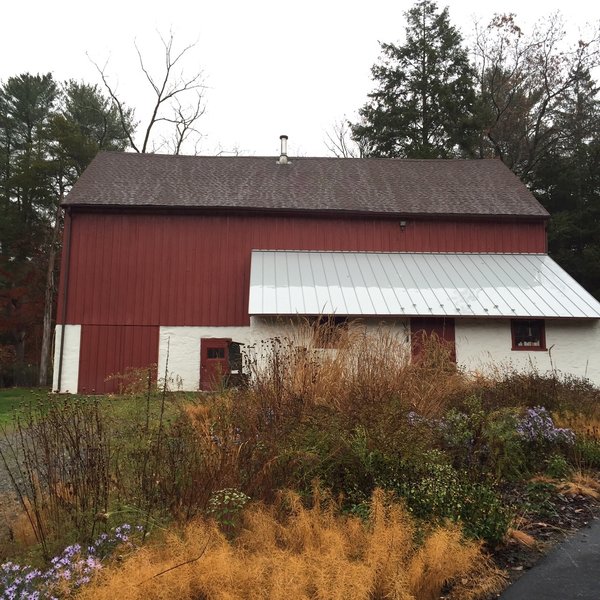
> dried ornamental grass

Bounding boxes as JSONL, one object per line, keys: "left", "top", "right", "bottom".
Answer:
{"left": 78, "top": 490, "right": 504, "bottom": 600}
{"left": 553, "top": 411, "right": 600, "bottom": 440}
{"left": 558, "top": 471, "right": 600, "bottom": 500}
{"left": 530, "top": 472, "right": 600, "bottom": 500}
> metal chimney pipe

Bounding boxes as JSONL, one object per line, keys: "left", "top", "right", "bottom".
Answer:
{"left": 278, "top": 134, "right": 289, "bottom": 164}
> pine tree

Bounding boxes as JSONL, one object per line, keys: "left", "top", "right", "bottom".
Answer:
{"left": 532, "top": 67, "right": 600, "bottom": 299}
{"left": 351, "top": 0, "right": 478, "bottom": 158}
{"left": 0, "top": 74, "right": 133, "bottom": 385}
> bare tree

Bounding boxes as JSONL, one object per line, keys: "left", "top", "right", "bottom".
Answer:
{"left": 38, "top": 197, "right": 62, "bottom": 387}
{"left": 161, "top": 95, "right": 206, "bottom": 155}
{"left": 324, "top": 119, "right": 364, "bottom": 158}
{"left": 90, "top": 31, "right": 206, "bottom": 154}
{"left": 474, "top": 13, "right": 600, "bottom": 180}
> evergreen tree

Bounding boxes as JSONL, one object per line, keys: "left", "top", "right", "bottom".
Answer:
{"left": 0, "top": 74, "right": 133, "bottom": 385}
{"left": 531, "top": 67, "right": 600, "bottom": 299}
{"left": 351, "top": 0, "right": 478, "bottom": 158}
{"left": 52, "top": 81, "right": 133, "bottom": 178}
{"left": 0, "top": 74, "right": 58, "bottom": 379}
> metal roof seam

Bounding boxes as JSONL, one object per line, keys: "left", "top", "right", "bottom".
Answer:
{"left": 520, "top": 254, "right": 577, "bottom": 317}
{"left": 441, "top": 254, "right": 486, "bottom": 316}
{"left": 376, "top": 253, "right": 403, "bottom": 314}
{"left": 295, "top": 252, "right": 307, "bottom": 315}
{"left": 493, "top": 256, "right": 551, "bottom": 317}
{"left": 341, "top": 253, "right": 360, "bottom": 315}
{"left": 395, "top": 254, "right": 429, "bottom": 315}
{"left": 318, "top": 253, "right": 335, "bottom": 315}
{"left": 465, "top": 254, "right": 514, "bottom": 317}
{"left": 485, "top": 254, "right": 534, "bottom": 317}
{"left": 352, "top": 253, "right": 381, "bottom": 316}
{"left": 539, "top": 256, "right": 599, "bottom": 317}
{"left": 248, "top": 251, "right": 600, "bottom": 318}
{"left": 433, "top": 255, "right": 468, "bottom": 314}
{"left": 411, "top": 254, "right": 447, "bottom": 316}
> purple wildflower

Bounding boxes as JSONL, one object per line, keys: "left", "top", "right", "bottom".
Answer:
{"left": 1, "top": 522, "right": 141, "bottom": 597}
{"left": 517, "top": 406, "right": 575, "bottom": 445}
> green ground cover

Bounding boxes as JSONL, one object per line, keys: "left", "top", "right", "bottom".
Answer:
{"left": 0, "top": 388, "right": 48, "bottom": 425}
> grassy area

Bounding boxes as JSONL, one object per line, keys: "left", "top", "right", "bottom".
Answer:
{"left": 0, "top": 387, "right": 190, "bottom": 427}
{"left": 0, "top": 388, "right": 50, "bottom": 425}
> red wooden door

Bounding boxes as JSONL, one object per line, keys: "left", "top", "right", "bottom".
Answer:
{"left": 410, "top": 318, "right": 456, "bottom": 363}
{"left": 200, "top": 338, "right": 231, "bottom": 390}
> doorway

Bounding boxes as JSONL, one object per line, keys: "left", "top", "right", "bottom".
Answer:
{"left": 200, "top": 338, "right": 231, "bottom": 390}
{"left": 410, "top": 318, "right": 456, "bottom": 363}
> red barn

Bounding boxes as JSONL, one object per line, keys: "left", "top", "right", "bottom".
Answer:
{"left": 52, "top": 143, "right": 600, "bottom": 393}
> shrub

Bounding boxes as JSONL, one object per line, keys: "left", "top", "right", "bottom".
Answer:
{"left": 482, "top": 409, "right": 528, "bottom": 480}
{"left": 0, "top": 390, "right": 251, "bottom": 555}
{"left": 571, "top": 437, "right": 600, "bottom": 469}
{"left": 470, "top": 370, "right": 600, "bottom": 416}
{"left": 0, "top": 396, "right": 111, "bottom": 557}
{"left": 206, "top": 488, "right": 250, "bottom": 535}
{"left": 385, "top": 455, "right": 512, "bottom": 546}
{"left": 545, "top": 453, "right": 571, "bottom": 479}
{"left": 523, "top": 480, "right": 558, "bottom": 520}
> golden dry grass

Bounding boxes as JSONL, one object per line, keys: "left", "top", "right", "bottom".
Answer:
{"left": 553, "top": 411, "right": 600, "bottom": 440}
{"left": 531, "top": 472, "right": 600, "bottom": 500}
{"left": 9, "top": 505, "right": 37, "bottom": 547}
{"left": 79, "top": 490, "right": 504, "bottom": 600}
{"left": 245, "top": 321, "right": 469, "bottom": 421}
{"left": 0, "top": 494, "right": 37, "bottom": 553}
{"left": 506, "top": 527, "right": 537, "bottom": 548}
{"left": 558, "top": 472, "right": 600, "bottom": 500}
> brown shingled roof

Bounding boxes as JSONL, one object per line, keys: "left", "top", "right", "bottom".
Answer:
{"left": 63, "top": 152, "right": 549, "bottom": 218}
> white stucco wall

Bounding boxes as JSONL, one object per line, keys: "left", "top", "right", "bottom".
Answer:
{"left": 52, "top": 324, "right": 82, "bottom": 393}
{"left": 455, "top": 319, "right": 600, "bottom": 385}
{"left": 154, "top": 317, "right": 600, "bottom": 391}
{"left": 158, "top": 318, "right": 293, "bottom": 391}
{"left": 158, "top": 317, "right": 409, "bottom": 391}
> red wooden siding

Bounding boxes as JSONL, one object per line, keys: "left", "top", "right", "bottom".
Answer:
{"left": 78, "top": 325, "right": 159, "bottom": 394}
{"left": 59, "top": 212, "right": 546, "bottom": 327}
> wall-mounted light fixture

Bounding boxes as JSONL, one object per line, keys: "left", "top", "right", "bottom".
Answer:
{"left": 399, "top": 220, "right": 407, "bottom": 230}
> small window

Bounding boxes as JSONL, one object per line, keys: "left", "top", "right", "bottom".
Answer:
{"left": 511, "top": 319, "right": 546, "bottom": 351}
{"left": 207, "top": 347, "right": 225, "bottom": 359}
{"left": 312, "top": 316, "right": 348, "bottom": 349}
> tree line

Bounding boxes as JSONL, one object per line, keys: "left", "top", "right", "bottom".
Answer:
{"left": 343, "top": 1, "right": 600, "bottom": 301}
{"left": 0, "top": 75, "right": 132, "bottom": 386}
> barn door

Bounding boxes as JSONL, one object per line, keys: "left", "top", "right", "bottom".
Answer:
{"left": 410, "top": 318, "right": 456, "bottom": 363}
{"left": 200, "top": 338, "right": 231, "bottom": 390}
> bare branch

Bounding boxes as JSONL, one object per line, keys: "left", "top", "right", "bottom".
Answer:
{"left": 87, "top": 54, "right": 140, "bottom": 153}
{"left": 324, "top": 120, "right": 363, "bottom": 158}
{"left": 90, "top": 31, "right": 206, "bottom": 155}
{"left": 473, "top": 12, "right": 600, "bottom": 177}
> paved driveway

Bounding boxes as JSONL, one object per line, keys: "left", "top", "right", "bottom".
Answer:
{"left": 499, "top": 518, "right": 600, "bottom": 599}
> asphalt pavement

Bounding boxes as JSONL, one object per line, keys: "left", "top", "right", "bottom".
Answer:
{"left": 499, "top": 517, "right": 600, "bottom": 599}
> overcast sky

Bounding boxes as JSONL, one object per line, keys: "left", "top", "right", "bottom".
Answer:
{"left": 3, "top": 0, "right": 599, "bottom": 156}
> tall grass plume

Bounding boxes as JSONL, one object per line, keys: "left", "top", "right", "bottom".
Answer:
{"left": 79, "top": 489, "right": 505, "bottom": 600}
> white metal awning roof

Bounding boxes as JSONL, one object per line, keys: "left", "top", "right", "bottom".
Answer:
{"left": 248, "top": 251, "right": 600, "bottom": 319}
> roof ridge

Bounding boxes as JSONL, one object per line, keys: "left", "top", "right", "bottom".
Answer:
{"left": 97, "top": 151, "right": 501, "bottom": 163}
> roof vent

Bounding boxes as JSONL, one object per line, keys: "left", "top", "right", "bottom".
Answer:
{"left": 277, "top": 134, "right": 289, "bottom": 164}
